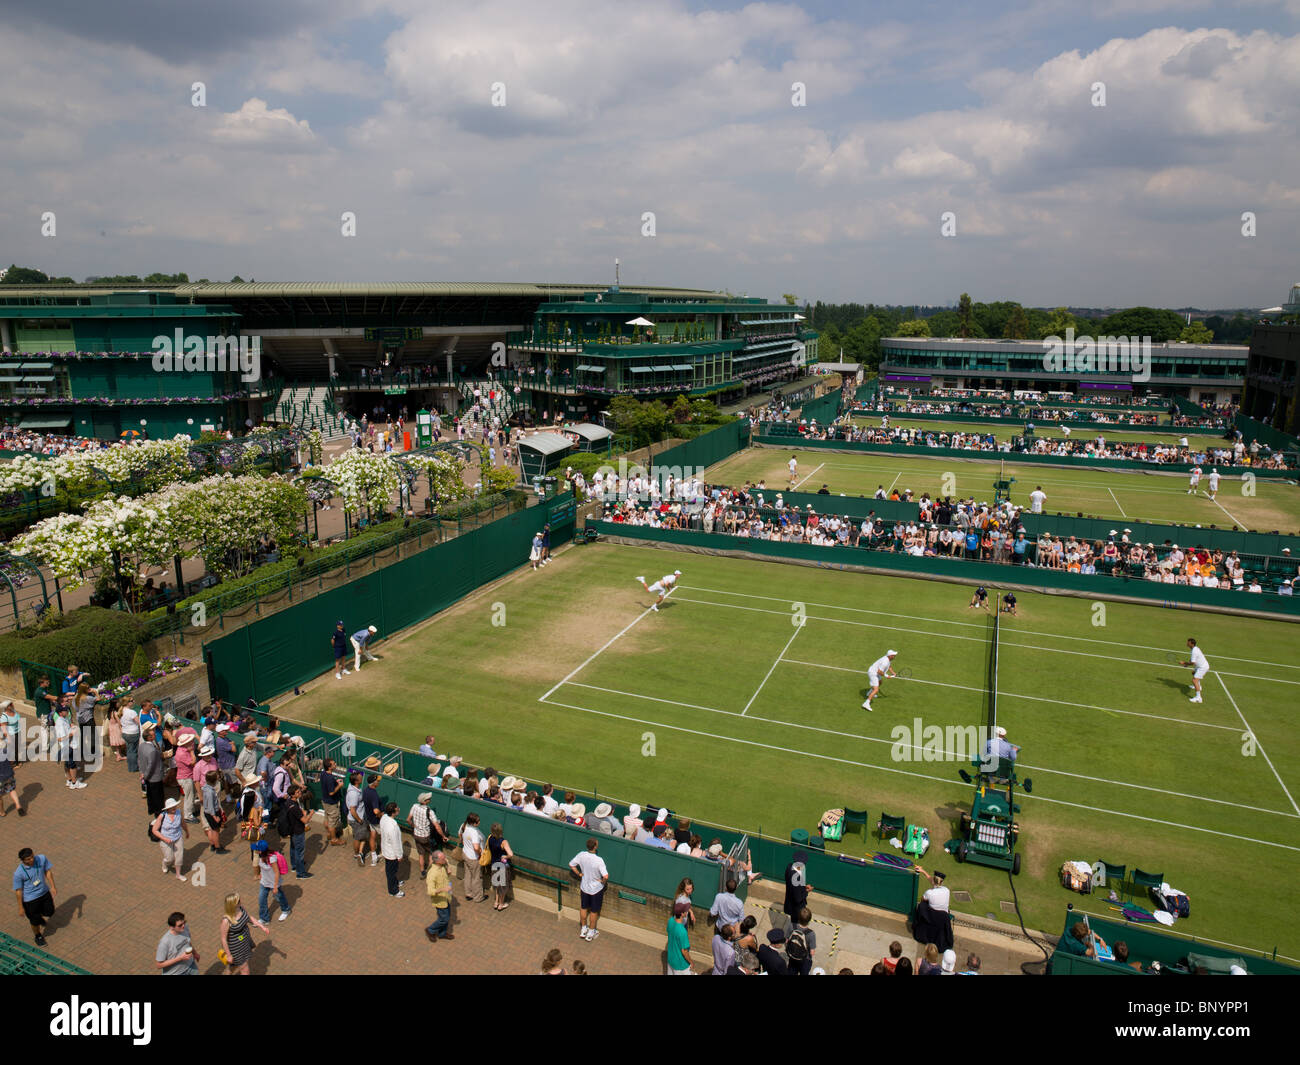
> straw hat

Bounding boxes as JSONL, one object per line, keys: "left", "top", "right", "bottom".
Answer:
{"left": 363, "top": 755, "right": 382, "bottom": 770}
{"left": 570, "top": 803, "right": 587, "bottom": 820}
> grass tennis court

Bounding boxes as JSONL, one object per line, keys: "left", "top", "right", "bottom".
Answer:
{"left": 290, "top": 541, "right": 1300, "bottom": 960}
{"left": 710, "top": 444, "right": 1300, "bottom": 532}
{"left": 848, "top": 416, "right": 1212, "bottom": 448}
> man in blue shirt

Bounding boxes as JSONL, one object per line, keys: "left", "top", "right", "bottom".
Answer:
{"left": 13, "top": 848, "right": 57, "bottom": 946}
{"left": 1012, "top": 532, "right": 1028, "bottom": 564}
{"left": 709, "top": 878, "right": 744, "bottom": 929}
{"left": 965, "top": 530, "right": 980, "bottom": 560}
{"left": 331, "top": 621, "right": 350, "bottom": 680}
{"left": 350, "top": 625, "right": 378, "bottom": 672}
{"left": 644, "top": 824, "right": 673, "bottom": 849}
{"left": 982, "top": 726, "right": 1019, "bottom": 770}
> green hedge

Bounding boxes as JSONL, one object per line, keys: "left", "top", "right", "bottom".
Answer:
{"left": 0, "top": 606, "right": 147, "bottom": 679}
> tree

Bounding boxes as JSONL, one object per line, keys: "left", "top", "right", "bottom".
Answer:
{"left": 897, "top": 319, "right": 931, "bottom": 337}
{"left": 1005, "top": 305, "right": 1030, "bottom": 339}
{"left": 1097, "top": 307, "right": 1186, "bottom": 343}
{"left": 1, "top": 265, "right": 51, "bottom": 284}
{"left": 782, "top": 293, "right": 798, "bottom": 306}
{"left": 1038, "top": 307, "right": 1078, "bottom": 339}
{"left": 670, "top": 395, "right": 692, "bottom": 423}
{"left": 957, "top": 293, "right": 974, "bottom": 338}
{"left": 1178, "top": 321, "right": 1215, "bottom": 344}
{"left": 926, "top": 310, "right": 961, "bottom": 337}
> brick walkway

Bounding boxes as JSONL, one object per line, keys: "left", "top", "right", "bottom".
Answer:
{"left": 0, "top": 741, "right": 666, "bottom": 975}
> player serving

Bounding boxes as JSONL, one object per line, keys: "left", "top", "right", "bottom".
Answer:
{"left": 861, "top": 649, "right": 899, "bottom": 712}
{"left": 1181, "top": 637, "right": 1209, "bottom": 704}
{"left": 636, "top": 570, "right": 681, "bottom": 612}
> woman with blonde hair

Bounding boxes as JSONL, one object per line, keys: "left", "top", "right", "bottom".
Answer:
{"left": 219, "top": 892, "right": 269, "bottom": 975}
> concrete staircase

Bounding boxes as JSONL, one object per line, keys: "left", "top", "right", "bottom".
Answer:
{"left": 274, "top": 384, "right": 350, "bottom": 441}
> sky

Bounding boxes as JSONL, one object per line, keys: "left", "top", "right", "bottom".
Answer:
{"left": 0, "top": 0, "right": 1297, "bottom": 309}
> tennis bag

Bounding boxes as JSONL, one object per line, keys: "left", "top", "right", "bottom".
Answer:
{"left": 1153, "top": 884, "right": 1190, "bottom": 919}
{"left": 903, "top": 825, "right": 929, "bottom": 858}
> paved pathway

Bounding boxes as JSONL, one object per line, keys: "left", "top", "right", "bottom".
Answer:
{"left": 0, "top": 735, "right": 665, "bottom": 975}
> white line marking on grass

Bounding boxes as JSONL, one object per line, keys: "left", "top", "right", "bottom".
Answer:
{"left": 538, "top": 602, "right": 658, "bottom": 702}
{"left": 1106, "top": 486, "right": 1128, "bottom": 517}
{"left": 884, "top": 470, "right": 902, "bottom": 496}
{"left": 682, "top": 584, "right": 1300, "bottom": 671}
{"left": 565, "top": 682, "right": 737, "bottom": 716}
{"left": 742, "top": 625, "right": 803, "bottom": 716}
{"left": 997, "top": 640, "right": 1300, "bottom": 687}
{"left": 794, "top": 462, "right": 824, "bottom": 489}
{"left": 1203, "top": 492, "right": 1250, "bottom": 531}
{"left": 1217, "top": 672, "right": 1300, "bottom": 816}
{"left": 536, "top": 697, "right": 1300, "bottom": 854}
{"left": 780, "top": 657, "right": 1244, "bottom": 732}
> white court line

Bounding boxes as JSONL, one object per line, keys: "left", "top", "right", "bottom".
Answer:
{"left": 741, "top": 625, "right": 802, "bottom": 716}
{"left": 536, "top": 696, "right": 1300, "bottom": 854}
{"left": 673, "top": 591, "right": 1300, "bottom": 686}
{"left": 884, "top": 470, "right": 902, "bottom": 496}
{"left": 1106, "top": 486, "right": 1128, "bottom": 517}
{"left": 780, "top": 657, "right": 1243, "bottom": 733}
{"left": 549, "top": 672, "right": 1291, "bottom": 818}
{"left": 538, "top": 596, "right": 659, "bottom": 702}
{"left": 1217, "top": 672, "right": 1299, "bottom": 816}
{"left": 681, "top": 584, "right": 1300, "bottom": 671}
{"left": 1203, "top": 491, "right": 1250, "bottom": 531}
{"left": 794, "top": 462, "right": 825, "bottom": 490}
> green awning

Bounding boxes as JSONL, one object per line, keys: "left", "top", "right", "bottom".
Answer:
{"left": 672, "top": 364, "right": 694, "bottom": 371}
{"left": 628, "top": 366, "right": 654, "bottom": 373}
{"left": 18, "top": 416, "right": 72, "bottom": 429}
{"left": 0, "top": 376, "right": 23, "bottom": 383}
{"left": 576, "top": 364, "right": 606, "bottom": 372}
{"left": 22, "top": 376, "right": 55, "bottom": 383}
{"left": 19, "top": 361, "right": 54, "bottom": 370}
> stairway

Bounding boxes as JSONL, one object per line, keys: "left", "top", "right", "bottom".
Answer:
{"left": 274, "top": 384, "right": 350, "bottom": 442}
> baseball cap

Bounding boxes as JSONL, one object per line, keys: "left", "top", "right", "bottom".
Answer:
{"left": 887, "top": 650, "right": 898, "bottom": 657}
{"left": 368, "top": 625, "right": 377, "bottom": 633}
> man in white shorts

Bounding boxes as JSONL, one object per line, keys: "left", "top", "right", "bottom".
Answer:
{"left": 1029, "top": 486, "right": 1046, "bottom": 514}
{"left": 787, "top": 455, "right": 798, "bottom": 489}
{"left": 1181, "top": 637, "right": 1209, "bottom": 704}
{"left": 636, "top": 570, "right": 681, "bottom": 612}
{"left": 861, "top": 650, "right": 898, "bottom": 711}
{"left": 1207, "top": 468, "right": 1220, "bottom": 501}
{"left": 1187, "top": 466, "right": 1202, "bottom": 495}
{"left": 351, "top": 625, "right": 378, "bottom": 671}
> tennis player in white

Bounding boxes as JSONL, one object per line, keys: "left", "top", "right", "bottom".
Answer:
{"left": 1029, "top": 486, "right": 1046, "bottom": 514}
{"left": 1182, "top": 637, "right": 1209, "bottom": 704}
{"left": 1187, "top": 466, "right": 1202, "bottom": 494}
{"left": 787, "top": 455, "right": 798, "bottom": 488}
{"left": 861, "top": 650, "right": 898, "bottom": 711}
{"left": 1207, "top": 468, "right": 1220, "bottom": 501}
{"left": 636, "top": 570, "right": 681, "bottom": 612}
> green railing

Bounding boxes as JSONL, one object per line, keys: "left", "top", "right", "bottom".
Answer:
{"left": 0, "top": 930, "right": 92, "bottom": 975}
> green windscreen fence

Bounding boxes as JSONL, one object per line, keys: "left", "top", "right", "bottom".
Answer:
{"left": 652, "top": 419, "right": 750, "bottom": 475}
{"left": 798, "top": 390, "right": 841, "bottom": 426}
{"left": 205, "top": 493, "right": 576, "bottom": 705}
{"left": 1234, "top": 412, "right": 1300, "bottom": 456}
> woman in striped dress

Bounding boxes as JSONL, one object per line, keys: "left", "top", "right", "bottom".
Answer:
{"left": 220, "top": 892, "right": 269, "bottom": 975}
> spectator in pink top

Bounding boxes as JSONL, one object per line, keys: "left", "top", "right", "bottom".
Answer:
{"left": 175, "top": 733, "right": 199, "bottom": 823}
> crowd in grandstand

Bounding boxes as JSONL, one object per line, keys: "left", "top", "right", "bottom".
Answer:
{"left": 2, "top": 426, "right": 117, "bottom": 455}
{"left": 881, "top": 386, "right": 1174, "bottom": 410}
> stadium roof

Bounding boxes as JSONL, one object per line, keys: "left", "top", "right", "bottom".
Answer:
{"left": 0, "top": 281, "right": 727, "bottom": 300}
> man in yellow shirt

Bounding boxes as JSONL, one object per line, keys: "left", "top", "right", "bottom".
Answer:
{"left": 425, "top": 850, "right": 455, "bottom": 943}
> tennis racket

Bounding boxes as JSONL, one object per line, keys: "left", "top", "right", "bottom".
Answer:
{"left": 894, "top": 666, "right": 914, "bottom": 679}
{"left": 1165, "top": 651, "right": 1185, "bottom": 666}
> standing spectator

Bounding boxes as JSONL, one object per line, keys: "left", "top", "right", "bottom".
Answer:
{"left": 488, "top": 822, "right": 514, "bottom": 911}
{"left": 459, "top": 812, "right": 487, "bottom": 902}
{"left": 253, "top": 842, "right": 292, "bottom": 922}
{"left": 362, "top": 774, "right": 383, "bottom": 866}
{"left": 786, "top": 907, "right": 816, "bottom": 976}
{"left": 152, "top": 797, "right": 189, "bottom": 881}
{"left": 235, "top": 733, "right": 259, "bottom": 784}
{"left": 320, "top": 758, "right": 345, "bottom": 847}
{"left": 200, "top": 770, "right": 228, "bottom": 854}
{"left": 0, "top": 747, "right": 23, "bottom": 817}
{"left": 175, "top": 734, "right": 198, "bottom": 821}
{"left": 13, "top": 847, "right": 56, "bottom": 946}
{"left": 351, "top": 624, "right": 379, "bottom": 672}
{"left": 711, "top": 923, "right": 740, "bottom": 975}
{"left": 331, "top": 621, "right": 350, "bottom": 680}
{"left": 33, "top": 676, "right": 58, "bottom": 724}
{"left": 139, "top": 723, "right": 166, "bottom": 816}
{"left": 345, "top": 771, "right": 370, "bottom": 865}
{"left": 709, "top": 878, "right": 744, "bottom": 930}
{"left": 54, "top": 705, "right": 85, "bottom": 790}
{"left": 667, "top": 901, "right": 694, "bottom": 975}
{"left": 674, "top": 878, "right": 696, "bottom": 931}
{"left": 568, "top": 838, "right": 608, "bottom": 943}
{"left": 424, "top": 850, "right": 454, "bottom": 943}
{"left": 279, "top": 785, "right": 311, "bottom": 878}
{"left": 758, "top": 928, "right": 791, "bottom": 975}
{"left": 407, "top": 792, "right": 437, "bottom": 878}
{"left": 214, "top": 724, "right": 238, "bottom": 795}
{"left": 782, "top": 849, "right": 811, "bottom": 926}
{"left": 155, "top": 911, "right": 199, "bottom": 974}
{"left": 219, "top": 892, "right": 269, "bottom": 975}
{"left": 1, "top": 699, "right": 21, "bottom": 753}
{"left": 379, "top": 802, "right": 405, "bottom": 898}
{"left": 106, "top": 701, "right": 125, "bottom": 763}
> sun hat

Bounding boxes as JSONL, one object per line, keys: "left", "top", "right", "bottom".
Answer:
{"left": 198, "top": 745, "right": 214, "bottom": 757}
{"left": 570, "top": 803, "right": 586, "bottom": 819}
{"left": 708, "top": 843, "right": 724, "bottom": 857}
{"left": 363, "top": 755, "right": 382, "bottom": 770}
{"left": 163, "top": 797, "right": 180, "bottom": 810}
{"left": 417, "top": 792, "right": 433, "bottom": 804}
{"left": 177, "top": 734, "right": 194, "bottom": 746}
{"left": 240, "top": 770, "right": 261, "bottom": 787}
{"left": 593, "top": 802, "right": 613, "bottom": 818}
{"left": 500, "top": 777, "right": 518, "bottom": 791}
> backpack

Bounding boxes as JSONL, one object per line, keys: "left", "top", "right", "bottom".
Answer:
{"left": 1155, "top": 886, "right": 1190, "bottom": 919}
{"left": 786, "top": 928, "right": 809, "bottom": 964}
{"left": 272, "top": 851, "right": 289, "bottom": 876}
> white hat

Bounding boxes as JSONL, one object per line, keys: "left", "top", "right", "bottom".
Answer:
{"left": 887, "top": 650, "right": 898, "bottom": 657}
{"left": 627, "top": 803, "right": 641, "bottom": 818}
{"left": 941, "top": 949, "right": 957, "bottom": 973}
{"left": 674, "top": 570, "right": 681, "bottom": 576}
{"left": 163, "top": 797, "right": 181, "bottom": 810}
{"left": 198, "top": 745, "right": 214, "bottom": 757}
{"left": 656, "top": 808, "right": 669, "bottom": 822}
{"left": 215, "top": 723, "right": 229, "bottom": 732}
{"left": 995, "top": 726, "right": 1007, "bottom": 737}
{"left": 676, "top": 842, "right": 692, "bottom": 854}
{"left": 368, "top": 625, "right": 377, "bottom": 634}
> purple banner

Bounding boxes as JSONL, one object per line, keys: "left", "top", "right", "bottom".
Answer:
{"left": 1079, "top": 381, "right": 1132, "bottom": 391}
{"left": 882, "top": 374, "right": 932, "bottom": 382}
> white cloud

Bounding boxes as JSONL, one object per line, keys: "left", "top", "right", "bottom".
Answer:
{"left": 213, "top": 98, "right": 316, "bottom": 145}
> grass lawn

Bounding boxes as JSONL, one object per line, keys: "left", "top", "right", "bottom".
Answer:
{"left": 288, "top": 540, "right": 1300, "bottom": 961}
{"left": 710, "top": 444, "right": 1300, "bottom": 533}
